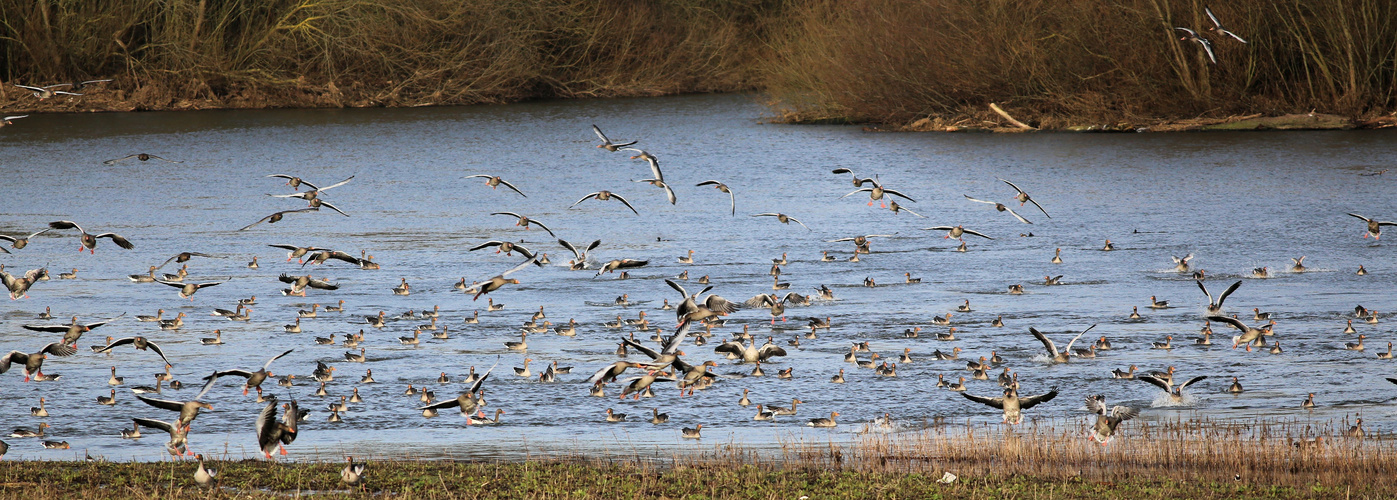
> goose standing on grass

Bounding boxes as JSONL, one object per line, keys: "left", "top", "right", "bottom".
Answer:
{"left": 961, "top": 387, "right": 1058, "bottom": 424}
{"left": 752, "top": 213, "right": 811, "bottom": 231}
{"left": 1198, "top": 280, "right": 1242, "bottom": 313}
{"left": 1030, "top": 325, "right": 1094, "bottom": 364}
{"left": 341, "top": 456, "right": 367, "bottom": 487}
{"left": 195, "top": 455, "right": 218, "bottom": 488}
{"left": 1347, "top": 213, "right": 1396, "bottom": 239}
{"left": 465, "top": 175, "right": 527, "bottom": 197}
{"left": 1085, "top": 395, "right": 1139, "bottom": 445}
{"left": 695, "top": 180, "right": 736, "bottom": 215}
{"left": 592, "top": 125, "right": 637, "bottom": 151}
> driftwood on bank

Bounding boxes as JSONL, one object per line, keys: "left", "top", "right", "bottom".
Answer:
{"left": 989, "top": 103, "right": 1035, "bottom": 130}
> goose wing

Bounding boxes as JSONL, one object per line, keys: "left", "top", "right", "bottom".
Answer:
{"left": 1214, "top": 280, "right": 1242, "bottom": 308}
{"left": 1205, "top": 7, "right": 1222, "bottom": 28}
{"left": 661, "top": 320, "right": 691, "bottom": 354}
{"left": 1347, "top": 213, "right": 1373, "bottom": 223}
{"left": 1206, "top": 315, "right": 1249, "bottom": 332}
{"left": 1029, "top": 327, "right": 1059, "bottom": 356}
{"left": 704, "top": 295, "right": 739, "bottom": 314}
{"left": 962, "top": 228, "right": 994, "bottom": 239}
{"left": 1018, "top": 388, "right": 1059, "bottom": 410}
{"left": 1002, "top": 205, "right": 1032, "bottom": 224}
{"left": 1220, "top": 29, "right": 1247, "bottom": 43}
{"left": 135, "top": 395, "right": 186, "bottom": 412}
{"left": 469, "top": 241, "right": 505, "bottom": 252}
{"left": 882, "top": 188, "right": 915, "bottom": 202}
{"left": 39, "top": 342, "right": 77, "bottom": 357}
{"left": 608, "top": 192, "right": 639, "bottom": 215}
{"left": 315, "top": 176, "right": 354, "bottom": 192}
{"left": 133, "top": 418, "right": 175, "bottom": 435}
{"left": 1177, "top": 376, "right": 1208, "bottom": 390}
{"left": 558, "top": 239, "right": 584, "bottom": 260}
{"left": 263, "top": 349, "right": 295, "bottom": 370}
{"left": 591, "top": 124, "right": 611, "bottom": 143}
{"left": 495, "top": 178, "right": 527, "bottom": 198}
{"left": 623, "top": 337, "right": 662, "bottom": 360}
{"left": 47, "top": 220, "right": 85, "bottom": 233}
{"left": 665, "top": 279, "right": 693, "bottom": 298}
{"left": 1137, "top": 375, "right": 1172, "bottom": 392}
{"left": 960, "top": 392, "right": 1005, "bottom": 409}
{"left": 1062, "top": 325, "right": 1095, "bottom": 352}
{"left": 266, "top": 174, "right": 319, "bottom": 190}
{"left": 316, "top": 201, "right": 350, "bottom": 217}
{"left": 468, "top": 357, "right": 499, "bottom": 394}
{"left": 841, "top": 188, "right": 872, "bottom": 199}
{"left": 571, "top": 192, "right": 601, "bottom": 208}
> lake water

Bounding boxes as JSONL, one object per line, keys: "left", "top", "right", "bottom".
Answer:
{"left": 1, "top": 94, "right": 1395, "bottom": 461}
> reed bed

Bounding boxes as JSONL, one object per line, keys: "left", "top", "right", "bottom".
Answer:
{"left": 762, "top": 0, "right": 1397, "bottom": 128}
{"left": 0, "top": 0, "right": 777, "bottom": 110}
{"left": 1, "top": 418, "right": 1385, "bottom": 498}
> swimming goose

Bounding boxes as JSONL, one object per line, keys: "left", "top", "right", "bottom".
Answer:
{"left": 997, "top": 178, "right": 1051, "bottom": 218}
{"left": 1101, "top": 239, "right": 1114, "bottom": 251}
{"left": 1043, "top": 275, "right": 1063, "bottom": 286}
{"left": 962, "top": 195, "right": 1032, "bottom": 223}
{"left": 1269, "top": 341, "right": 1283, "bottom": 354}
{"left": 1357, "top": 265, "right": 1368, "bottom": 275}
{"left": 856, "top": 353, "right": 881, "bottom": 369}
{"left": 284, "top": 317, "right": 302, "bottom": 333}
{"left": 961, "top": 386, "right": 1058, "bottom": 424}
{"left": 1227, "top": 377, "right": 1244, "bottom": 393}
{"left": 1149, "top": 296, "right": 1169, "bottom": 309}
{"left": 1174, "top": 27, "right": 1217, "bottom": 63}
{"left": 932, "top": 347, "right": 962, "bottom": 360}
{"left": 1345, "top": 335, "right": 1367, "bottom": 351}
{"left": 1030, "top": 325, "right": 1094, "bottom": 363}
{"left": 592, "top": 124, "right": 637, "bottom": 150}
{"left": 1379, "top": 343, "right": 1393, "bottom": 359}
{"left": 465, "top": 174, "right": 527, "bottom": 197}
{"left": 1193, "top": 331, "right": 1212, "bottom": 345}
{"left": 695, "top": 180, "right": 736, "bottom": 215}
{"left": 1138, "top": 373, "right": 1207, "bottom": 403}
{"left": 204, "top": 349, "right": 295, "bottom": 395}
{"left": 119, "top": 421, "right": 142, "bottom": 439}
{"left": 1093, "top": 337, "right": 1112, "bottom": 350}
{"left": 1008, "top": 284, "right": 1024, "bottom": 294}
{"left": 1344, "top": 320, "right": 1356, "bottom": 334}
{"left": 1253, "top": 308, "right": 1272, "bottom": 321}
{"left": 992, "top": 315, "right": 1004, "bottom": 327}
{"left": 1151, "top": 336, "right": 1173, "bottom": 350}
{"left": 1252, "top": 267, "right": 1269, "bottom": 278}
{"left": 899, "top": 348, "right": 914, "bottom": 364}
{"left": 1302, "top": 393, "right": 1316, "bottom": 409}
{"left": 201, "top": 330, "right": 224, "bottom": 345}
{"left": 1198, "top": 280, "right": 1242, "bottom": 313}
{"left": 807, "top": 412, "right": 839, "bottom": 428}
{"left": 936, "top": 328, "right": 956, "bottom": 341}
{"left": 1129, "top": 307, "right": 1142, "bottom": 319}
{"left": 468, "top": 408, "right": 504, "bottom": 426}
{"left": 1085, "top": 395, "right": 1139, "bottom": 445}
{"left": 1050, "top": 248, "right": 1063, "bottom": 264}
{"left": 948, "top": 377, "right": 967, "bottom": 391}
{"left": 513, "top": 358, "right": 534, "bottom": 377}
{"left": 97, "top": 389, "right": 118, "bottom": 405}
{"left": 1367, "top": 311, "right": 1380, "bottom": 324}
{"left": 931, "top": 313, "right": 952, "bottom": 325}
{"left": 752, "top": 213, "right": 810, "bottom": 231}
{"left": 1112, "top": 365, "right": 1136, "bottom": 379}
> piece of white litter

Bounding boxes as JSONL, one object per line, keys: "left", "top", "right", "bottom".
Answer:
{"left": 937, "top": 471, "right": 957, "bottom": 484}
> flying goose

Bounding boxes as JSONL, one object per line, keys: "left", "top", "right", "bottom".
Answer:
{"left": 465, "top": 175, "right": 527, "bottom": 197}
{"left": 960, "top": 386, "right": 1058, "bottom": 424}
{"left": 998, "top": 178, "right": 1051, "bottom": 218}
{"left": 592, "top": 125, "right": 637, "bottom": 151}
{"left": 571, "top": 190, "right": 638, "bottom": 215}
{"left": 1029, "top": 325, "right": 1095, "bottom": 363}
{"left": 963, "top": 195, "right": 1031, "bottom": 223}
{"left": 695, "top": 180, "right": 736, "bottom": 215}
{"left": 752, "top": 213, "right": 810, "bottom": 231}
{"left": 1204, "top": 6, "right": 1248, "bottom": 43}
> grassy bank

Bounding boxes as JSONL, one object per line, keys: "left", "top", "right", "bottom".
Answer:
{"left": 0, "top": 0, "right": 776, "bottom": 112}
{"left": 3, "top": 419, "right": 1394, "bottom": 498}
{"left": 763, "top": 0, "right": 1397, "bottom": 130}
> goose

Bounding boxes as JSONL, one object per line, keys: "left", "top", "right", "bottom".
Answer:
{"left": 513, "top": 358, "right": 534, "bottom": 377}
{"left": 1379, "top": 343, "right": 1393, "bottom": 359}
{"left": 130, "top": 377, "right": 164, "bottom": 395}
{"left": 504, "top": 332, "right": 527, "bottom": 350}
{"left": 1152, "top": 336, "right": 1173, "bottom": 350}
{"left": 931, "top": 313, "right": 952, "bottom": 325}
{"left": 1112, "top": 365, "right": 1137, "bottom": 379}
{"left": 23, "top": 313, "right": 123, "bottom": 347}
{"left": 97, "top": 389, "right": 117, "bottom": 405}
{"left": 391, "top": 278, "right": 410, "bottom": 295}
{"left": 558, "top": 238, "right": 602, "bottom": 271}
{"left": 345, "top": 349, "right": 366, "bottom": 362}
{"left": 1029, "top": 325, "right": 1094, "bottom": 363}
{"left": 1209, "top": 316, "right": 1272, "bottom": 348}
{"left": 752, "top": 213, "right": 811, "bottom": 231}
{"left": 1289, "top": 256, "right": 1307, "bottom": 272}
{"left": 997, "top": 178, "right": 1050, "bottom": 218}
{"left": 1085, "top": 395, "right": 1139, "bottom": 445}
{"left": 956, "top": 300, "right": 971, "bottom": 312}
{"left": 1253, "top": 308, "right": 1272, "bottom": 321}
{"left": 772, "top": 277, "right": 790, "bottom": 290}
{"left": 647, "top": 408, "right": 670, "bottom": 424}
{"left": 807, "top": 412, "right": 839, "bottom": 428}
{"left": 1357, "top": 265, "right": 1368, "bottom": 275}
{"left": 349, "top": 388, "right": 364, "bottom": 403}
{"left": 830, "top": 369, "right": 846, "bottom": 383}
{"left": 667, "top": 279, "right": 740, "bottom": 325}
{"left": 856, "top": 353, "right": 881, "bottom": 369}
{"left": 298, "top": 304, "right": 320, "bottom": 318}
{"left": 57, "top": 268, "right": 77, "bottom": 279}
{"left": 1193, "top": 331, "right": 1212, "bottom": 345}
{"left": 990, "top": 351, "right": 1004, "bottom": 365}
{"left": 962, "top": 195, "right": 1032, "bottom": 223}
{"left": 284, "top": 318, "right": 302, "bottom": 333}
{"left": 15, "top": 83, "right": 81, "bottom": 100}
{"left": 1174, "top": 27, "right": 1217, "bottom": 64}
{"left": 1093, "top": 337, "right": 1112, "bottom": 350}
{"left": 1368, "top": 312, "right": 1380, "bottom": 324}
{"left": 992, "top": 315, "right": 1005, "bottom": 327}
{"left": 1344, "top": 320, "right": 1356, "bottom": 334}
{"left": 1302, "top": 393, "right": 1316, "bottom": 409}
{"left": 622, "top": 149, "right": 677, "bottom": 205}
{"left": 247, "top": 256, "right": 259, "bottom": 269}
{"left": 134, "top": 380, "right": 217, "bottom": 431}
{"left": 31, "top": 397, "right": 49, "bottom": 417}
{"left": 936, "top": 328, "right": 956, "bottom": 341}
{"left": 923, "top": 225, "right": 992, "bottom": 241}
{"left": 1101, "top": 239, "right": 1114, "bottom": 251}
{"left": 1346, "top": 335, "right": 1367, "bottom": 351}
{"left": 681, "top": 424, "right": 702, "bottom": 439}
{"left": 1252, "top": 267, "right": 1270, "bottom": 278}
{"left": 465, "top": 174, "right": 527, "bottom": 197}
{"left": 932, "top": 347, "right": 962, "bottom": 360}
{"left": 572, "top": 190, "right": 639, "bottom": 215}
{"left": 1138, "top": 373, "right": 1207, "bottom": 403}
{"left": 1171, "top": 254, "right": 1195, "bottom": 272}
{"left": 254, "top": 400, "right": 300, "bottom": 458}
{"left": 156, "top": 280, "right": 225, "bottom": 300}
{"left": 1129, "top": 307, "right": 1142, "bottom": 319}
{"left": 1204, "top": 6, "right": 1248, "bottom": 43}
{"left": 961, "top": 387, "right": 1058, "bottom": 424}
{"left": 1051, "top": 248, "right": 1063, "bottom": 264}
{"left": 156, "top": 312, "right": 187, "bottom": 330}
{"left": 1149, "top": 296, "right": 1169, "bottom": 309}
{"left": 841, "top": 177, "right": 915, "bottom": 208}
{"left": 38, "top": 307, "right": 52, "bottom": 320}
{"left": 1, "top": 266, "right": 48, "bottom": 299}
{"left": 201, "top": 330, "right": 224, "bottom": 345}
{"left": 1269, "top": 341, "right": 1283, "bottom": 354}
{"left": 605, "top": 408, "right": 627, "bottom": 422}
{"left": 360, "top": 369, "right": 376, "bottom": 384}
{"left": 753, "top": 405, "right": 775, "bottom": 421}
{"left": 203, "top": 349, "right": 295, "bottom": 395}
{"left": 464, "top": 311, "right": 480, "bottom": 324}
{"left": 0, "top": 342, "right": 75, "bottom": 382}
{"left": 1227, "top": 377, "right": 1244, "bottom": 393}
{"left": 1198, "top": 280, "right": 1242, "bottom": 313}
{"left": 1043, "top": 276, "right": 1063, "bottom": 285}
{"left": 947, "top": 377, "right": 967, "bottom": 391}
{"left": 0, "top": 228, "right": 50, "bottom": 250}
{"left": 592, "top": 124, "right": 637, "bottom": 151}
{"left": 469, "top": 409, "right": 505, "bottom": 426}
{"left": 490, "top": 212, "right": 556, "bottom": 237}
{"left": 1008, "top": 284, "right": 1024, "bottom": 294}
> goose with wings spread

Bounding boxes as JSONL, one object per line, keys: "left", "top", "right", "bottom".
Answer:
{"left": 695, "top": 180, "right": 736, "bottom": 215}
{"left": 269, "top": 244, "right": 329, "bottom": 263}
{"left": 714, "top": 337, "right": 787, "bottom": 364}
{"left": 752, "top": 213, "right": 810, "bottom": 231}
{"left": 666, "top": 279, "right": 739, "bottom": 325}
{"left": 234, "top": 207, "right": 318, "bottom": 231}
{"left": 421, "top": 358, "right": 497, "bottom": 418}
{"left": 255, "top": 399, "right": 300, "bottom": 458}
{"left": 1030, "top": 325, "right": 1095, "bottom": 363}
{"left": 1, "top": 342, "right": 76, "bottom": 382}
{"left": 156, "top": 279, "right": 225, "bottom": 300}
{"left": 572, "top": 190, "right": 639, "bottom": 215}
{"left": 103, "top": 153, "right": 182, "bottom": 165}
{"left": 592, "top": 125, "right": 637, "bottom": 151}
{"left": 1174, "top": 27, "right": 1217, "bottom": 64}
{"left": 96, "top": 336, "right": 173, "bottom": 366}
{"left": 267, "top": 175, "right": 353, "bottom": 202}
{"left": 924, "top": 225, "right": 993, "bottom": 241}
{"left": 1138, "top": 372, "right": 1207, "bottom": 403}
{"left": 465, "top": 255, "right": 542, "bottom": 300}
{"left": 963, "top": 195, "right": 1032, "bottom": 224}
{"left": 0, "top": 228, "right": 50, "bottom": 250}
{"left": 558, "top": 238, "right": 601, "bottom": 270}
{"left": 1085, "top": 395, "right": 1139, "bottom": 445}
{"left": 23, "top": 313, "right": 124, "bottom": 347}
{"left": 831, "top": 168, "right": 875, "bottom": 187}
{"left": 594, "top": 258, "right": 648, "bottom": 277}
{"left": 998, "top": 178, "right": 1051, "bottom": 218}
{"left": 136, "top": 375, "right": 218, "bottom": 431}
{"left": 1, "top": 267, "right": 47, "bottom": 300}
{"left": 1208, "top": 315, "right": 1273, "bottom": 349}
{"left": 621, "top": 149, "right": 677, "bottom": 205}
{"left": 47, "top": 220, "right": 134, "bottom": 254}
{"left": 1198, "top": 280, "right": 1242, "bottom": 313}
{"left": 204, "top": 349, "right": 295, "bottom": 395}
{"left": 841, "top": 177, "right": 914, "bottom": 208}
{"left": 491, "top": 212, "right": 556, "bottom": 237}
{"left": 829, "top": 234, "right": 895, "bottom": 254}
{"left": 465, "top": 175, "right": 527, "bottom": 197}
{"left": 15, "top": 83, "right": 81, "bottom": 100}
{"left": 622, "top": 320, "right": 691, "bottom": 370}
{"left": 961, "top": 386, "right": 1058, "bottom": 424}
{"left": 1205, "top": 6, "right": 1248, "bottom": 43}
{"left": 1348, "top": 213, "right": 1397, "bottom": 239}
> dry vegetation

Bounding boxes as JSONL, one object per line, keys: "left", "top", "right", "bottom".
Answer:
{"left": 763, "top": 0, "right": 1397, "bottom": 129}
{"left": 2, "top": 0, "right": 1395, "bottom": 129}
{"left": 2, "top": 418, "right": 1393, "bottom": 498}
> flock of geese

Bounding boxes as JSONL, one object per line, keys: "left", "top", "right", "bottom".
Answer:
{"left": 0, "top": 111, "right": 1391, "bottom": 489}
